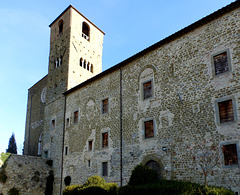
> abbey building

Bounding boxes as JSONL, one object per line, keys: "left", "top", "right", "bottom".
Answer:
{"left": 21, "top": 1, "right": 240, "bottom": 194}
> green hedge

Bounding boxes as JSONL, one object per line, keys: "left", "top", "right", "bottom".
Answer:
{"left": 118, "top": 180, "right": 234, "bottom": 195}
{"left": 63, "top": 176, "right": 117, "bottom": 195}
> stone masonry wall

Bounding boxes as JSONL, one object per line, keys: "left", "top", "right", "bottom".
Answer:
{"left": 0, "top": 154, "right": 51, "bottom": 195}
{"left": 62, "top": 6, "right": 240, "bottom": 193}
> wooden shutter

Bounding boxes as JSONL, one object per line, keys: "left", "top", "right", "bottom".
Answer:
{"left": 213, "top": 52, "right": 229, "bottom": 75}
{"left": 102, "top": 99, "right": 109, "bottom": 114}
{"left": 218, "top": 100, "right": 234, "bottom": 123}
{"left": 223, "top": 144, "right": 238, "bottom": 165}
{"left": 143, "top": 81, "right": 152, "bottom": 99}
{"left": 145, "top": 120, "right": 154, "bottom": 138}
{"left": 102, "top": 132, "right": 108, "bottom": 148}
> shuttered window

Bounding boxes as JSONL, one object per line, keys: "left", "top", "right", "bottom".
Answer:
{"left": 143, "top": 81, "right": 152, "bottom": 100}
{"left": 74, "top": 111, "right": 78, "bottom": 123}
{"left": 144, "top": 120, "right": 154, "bottom": 139}
{"left": 213, "top": 51, "right": 229, "bottom": 75}
{"left": 102, "top": 162, "right": 108, "bottom": 176}
{"left": 218, "top": 99, "right": 234, "bottom": 123}
{"left": 102, "top": 99, "right": 109, "bottom": 114}
{"left": 102, "top": 132, "right": 108, "bottom": 148}
{"left": 222, "top": 144, "right": 238, "bottom": 166}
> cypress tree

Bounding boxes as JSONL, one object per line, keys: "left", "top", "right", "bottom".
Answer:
{"left": 6, "top": 133, "right": 17, "bottom": 154}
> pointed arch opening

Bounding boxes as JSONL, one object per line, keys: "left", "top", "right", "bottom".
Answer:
{"left": 58, "top": 19, "right": 63, "bottom": 36}
{"left": 82, "top": 22, "right": 90, "bottom": 41}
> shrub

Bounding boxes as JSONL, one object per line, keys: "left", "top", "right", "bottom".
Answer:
{"left": 0, "top": 169, "right": 7, "bottom": 183}
{"left": 83, "top": 175, "right": 105, "bottom": 187}
{"left": 128, "top": 164, "right": 158, "bottom": 185}
{"left": 8, "top": 187, "right": 19, "bottom": 195}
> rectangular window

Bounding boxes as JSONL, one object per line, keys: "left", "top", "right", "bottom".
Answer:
{"left": 44, "top": 150, "right": 48, "bottom": 158}
{"left": 213, "top": 51, "right": 229, "bottom": 75}
{"left": 143, "top": 81, "right": 152, "bottom": 99}
{"left": 88, "top": 140, "right": 93, "bottom": 151}
{"left": 218, "top": 99, "right": 234, "bottom": 123}
{"left": 144, "top": 120, "right": 154, "bottom": 139}
{"left": 102, "top": 99, "right": 109, "bottom": 114}
{"left": 74, "top": 111, "right": 78, "bottom": 123}
{"left": 88, "top": 160, "right": 91, "bottom": 167}
{"left": 102, "top": 162, "right": 108, "bottom": 176}
{"left": 222, "top": 144, "right": 238, "bottom": 166}
{"left": 102, "top": 132, "right": 108, "bottom": 148}
{"left": 51, "top": 119, "right": 55, "bottom": 130}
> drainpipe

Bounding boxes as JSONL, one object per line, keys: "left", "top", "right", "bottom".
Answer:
{"left": 60, "top": 95, "right": 67, "bottom": 195}
{"left": 120, "top": 68, "right": 123, "bottom": 186}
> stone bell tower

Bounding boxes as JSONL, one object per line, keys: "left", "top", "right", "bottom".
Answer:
{"left": 41, "top": 5, "right": 104, "bottom": 194}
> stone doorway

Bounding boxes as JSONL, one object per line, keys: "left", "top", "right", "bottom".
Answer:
{"left": 145, "top": 160, "right": 162, "bottom": 179}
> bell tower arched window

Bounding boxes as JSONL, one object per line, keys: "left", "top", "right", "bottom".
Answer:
{"left": 82, "top": 22, "right": 90, "bottom": 41}
{"left": 58, "top": 20, "right": 63, "bottom": 36}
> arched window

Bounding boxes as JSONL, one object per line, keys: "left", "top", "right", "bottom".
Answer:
{"left": 58, "top": 20, "right": 63, "bottom": 36}
{"left": 87, "top": 62, "right": 90, "bottom": 71}
{"left": 83, "top": 60, "right": 86, "bottom": 69}
{"left": 64, "top": 176, "right": 71, "bottom": 186}
{"left": 38, "top": 133, "right": 43, "bottom": 156}
{"left": 82, "top": 22, "right": 90, "bottom": 41}
{"left": 80, "top": 58, "right": 83, "bottom": 67}
{"left": 90, "top": 64, "right": 93, "bottom": 73}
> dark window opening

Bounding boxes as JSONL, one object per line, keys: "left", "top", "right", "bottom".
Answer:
{"left": 51, "top": 119, "right": 55, "bottom": 130}
{"left": 82, "top": 22, "right": 90, "bottom": 41}
{"left": 66, "top": 118, "right": 70, "bottom": 127}
{"left": 143, "top": 81, "right": 152, "bottom": 99}
{"left": 145, "top": 120, "right": 154, "bottom": 139}
{"left": 44, "top": 150, "right": 48, "bottom": 158}
{"left": 213, "top": 51, "right": 229, "bottom": 75}
{"left": 102, "top": 132, "right": 108, "bottom": 148}
{"left": 83, "top": 60, "right": 86, "bottom": 69}
{"left": 88, "top": 160, "right": 91, "bottom": 167}
{"left": 87, "top": 62, "right": 90, "bottom": 71}
{"left": 65, "top": 146, "right": 68, "bottom": 155}
{"left": 102, "top": 162, "right": 108, "bottom": 176}
{"left": 90, "top": 64, "right": 93, "bottom": 73}
{"left": 64, "top": 176, "right": 71, "bottom": 186}
{"left": 222, "top": 144, "right": 238, "bottom": 166}
{"left": 74, "top": 111, "right": 79, "bottom": 124}
{"left": 58, "top": 20, "right": 63, "bottom": 36}
{"left": 102, "top": 99, "right": 109, "bottom": 114}
{"left": 80, "top": 58, "right": 83, "bottom": 67}
{"left": 88, "top": 140, "right": 93, "bottom": 151}
{"left": 218, "top": 99, "right": 234, "bottom": 123}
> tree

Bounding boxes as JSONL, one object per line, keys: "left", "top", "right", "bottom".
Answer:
{"left": 189, "top": 139, "right": 222, "bottom": 186}
{"left": 6, "top": 133, "right": 17, "bottom": 154}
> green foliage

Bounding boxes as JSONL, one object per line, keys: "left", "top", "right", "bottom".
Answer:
{"left": 6, "top": 133, "right": 17, "bottom": 154}
{"left": 0, "top": 153, "right": 11, "bottom": 166}
{"left": 118, "top": 180, "right": 234, "bottom": 195}
{"left": 0, "top": 169, "right": 7, "bottom": 183}
{"left": 8, "top": 187, "right": 19, "bottom": 195}
{"left": 128, "top": 164, "right": 159, "bottom": 185}
{"left": 63, "top": 175, "right": 117, "bottom": 195}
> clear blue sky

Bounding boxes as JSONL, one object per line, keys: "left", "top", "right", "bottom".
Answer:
{"left": 0, "top": 0, "right": 234, "bottom": 154}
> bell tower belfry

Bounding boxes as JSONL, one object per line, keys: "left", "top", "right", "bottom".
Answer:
{"left": 48, "top": 5, "right": 105, "bottom": 92}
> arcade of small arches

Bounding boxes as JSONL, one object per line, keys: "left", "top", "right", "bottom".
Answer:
{"left": 80, "top": 58, "right": 94, "bottom": 73}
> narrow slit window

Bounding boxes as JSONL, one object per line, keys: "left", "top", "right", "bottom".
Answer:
{"left": 102, "top": 99, "right": 109, "bottom": 114}
{"left": 102, "top": 162, "right": 108, "bottom": 176}
{"left": 65, "top": 146, "right": 68, "bottom": 155}
{"left": 80, "top": 58, "right": 83, "bottom": 67}
{"left": 88, "top": 140, "right": 93, "bottom": 151}
{"left": 143, "top": 81, "right": 152, "bottom": 100}
{"left": 58, "top": 20, "right": 63, "bottom": 36}
{"left": 51, "top": 119, "right": 55, "bottom": 130}
{"left": 66, "top": 118, "right": 70, "bottom": 127}
{"left": 74, "top": 111, "right": 79, "bottom": 124}
{"left": 144, "top": 120, "right": 154, "bottom": 139}
{"left": 102, "top": 132, "right": 108, "bottom": 148}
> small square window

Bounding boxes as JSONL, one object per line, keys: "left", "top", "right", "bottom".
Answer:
{"left": 218, "top": 99, "right": 234, "bottom": 123}
{"left": 74, "top": 111, "right": 79, "bottom": 123}
{"left": 143, "top": 81, "right": 152, "bottom": 100}
{"left": 102, "top": 99, "right": 109, "bottom": 114}
{"left": 213, "top": 51, "right": 230, "bottom": 75}
{"left": 102, "top": 132, "right": 108, "bottom": 148}
{"left": 222, "top": 144, "right": 238, "bottom": 166}
{"left": 51, "top": 119, "right": 55, "bottom": 130}
{"left": 144, "top": 120, "right": 154, "bottom": 139}
{"left": 102, "top": 162, "right": 108, "bottom": 176}
{"left": 66, "top": 118, "right": 70, "bottom": 127}
{"left": 88, "top": 140, "right": 93, "bottom": 151}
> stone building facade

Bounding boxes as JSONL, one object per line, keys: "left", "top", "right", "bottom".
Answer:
{"left": 23, "top": 1, "right": 240, "bottom": 194}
